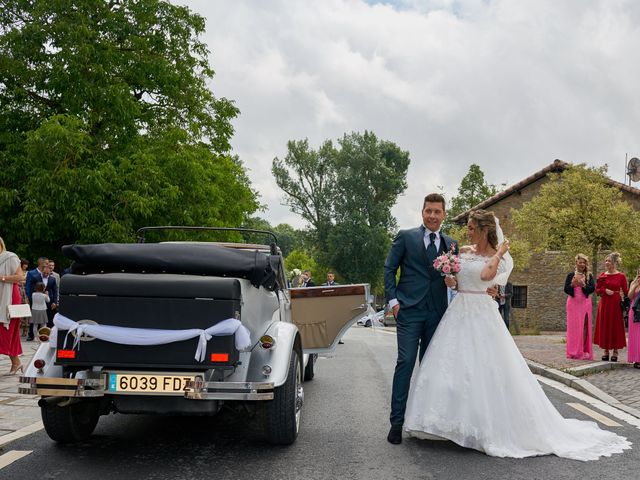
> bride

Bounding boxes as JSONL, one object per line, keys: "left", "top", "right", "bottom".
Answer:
{"left": 404, "top": 209, "right": 631, "bottom": 461}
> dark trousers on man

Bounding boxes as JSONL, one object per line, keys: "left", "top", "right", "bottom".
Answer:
{"left": 389, "top": 298, "right": 442, "bottom": 428}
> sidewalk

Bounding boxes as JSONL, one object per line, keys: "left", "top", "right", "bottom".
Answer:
{"left": 514, "top": 332, "right": 640, "bottom": 415}
{"left": 0, "top": 337, "right": 42, "bottom": 442}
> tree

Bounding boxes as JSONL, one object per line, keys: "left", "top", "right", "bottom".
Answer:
{"left": 328, "top": 131, "right": 409, "bottom": 292}
{"left": 241, "top": 216, "right": 303, "bottom": 257}
{"left": 0, "top": 0, "right": 258, "bottom": 261}
{"left": 273, "top": 131, "right": 410, "bottom": 292}
{"left": 272, "top": 223, "right": 304, "bottom": 258}
{"left": 443, "top": 164, "right": 498, "bottom": 232}
{"left": 512, "top": 164, "right": 640, "bottom": 273}
{"left": 271, "top": 139, "right": 336, "bottom": 249}
{"left": 284, "top": 248, "right": 317, "bottom": 276}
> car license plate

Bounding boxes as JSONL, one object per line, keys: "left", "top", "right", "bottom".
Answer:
{"left": 107, "top": 373, "right": 197, "bottom": 394}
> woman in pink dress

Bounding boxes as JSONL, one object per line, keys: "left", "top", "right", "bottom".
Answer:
{"left": 0, "top": 237, "right": 25, "bottom": 374}
{"left": 564, "top": 254, "right": 595, "bottom": 360}
{"left": 627, "top": 268, "right": 640, "bottom": 368}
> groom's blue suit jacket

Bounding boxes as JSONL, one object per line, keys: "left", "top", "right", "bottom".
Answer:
{"left": 384, "top": 226, "right": 458, "bottom": 315}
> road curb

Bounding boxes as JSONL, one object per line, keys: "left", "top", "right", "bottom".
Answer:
{"left": 526, "top": 359, "right": 640, "bottom": 419}
{"left": 564, "top": 360, "right": 631, "bottom": 377}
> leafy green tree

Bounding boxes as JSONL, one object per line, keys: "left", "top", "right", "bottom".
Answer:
{"left": 512, "top": 164, "right": 640, "bottom": 273}
{"left": 0, "top": 0, "right": 257, "bottom": 261}
{"left": 284, "top": 249, "right": 317, "bottom": 276}
{"left": 273, "top": 131, "right": 409, "bottom": 292}
{"left": 271, "top": 139, "right": 336, "bottom": 249}
{"left": 443, "top": 164, "right": 498, "bottom": 232}
{"left": 272, "top": 223, "right": 303, "bottom": 258}
{"left": 241, "top": 216, "right": 303, "bottom": 257}
{"left": 329, "top": 131, "right": 409, "bottom": 292}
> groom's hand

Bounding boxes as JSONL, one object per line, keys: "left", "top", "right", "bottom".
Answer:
{"left": 486, "top": 285, "right": 498, "bottom": 298}
{"left": 392, "top": 304, "right": 400, "bottom": 318}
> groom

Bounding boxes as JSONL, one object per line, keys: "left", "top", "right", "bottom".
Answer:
{"left": 384, "top": 193, "right": 458, "bottom": 444}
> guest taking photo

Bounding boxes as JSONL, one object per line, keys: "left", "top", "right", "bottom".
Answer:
{"left": 563, "top": 254, "right": 595, "bottom": 360}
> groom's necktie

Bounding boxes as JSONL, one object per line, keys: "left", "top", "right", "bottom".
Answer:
{"left": 426, "top": 232, "right": 437, "bottom": 265}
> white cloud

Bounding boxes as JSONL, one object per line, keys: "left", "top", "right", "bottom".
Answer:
{"left": 176, "top": 0, "right": 640, "bottom": 229}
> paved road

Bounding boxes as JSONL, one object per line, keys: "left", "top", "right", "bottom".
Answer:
{"left": 1, "top": 327, "right": 639, "bottom": 479}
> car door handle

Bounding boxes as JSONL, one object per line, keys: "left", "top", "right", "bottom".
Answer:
{"left": 352, "top": 303, "right": 367, "bottom": 310}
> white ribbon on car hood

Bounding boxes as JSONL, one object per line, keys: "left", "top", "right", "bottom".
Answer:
{"left": 53, "top": 313, "right": 252, "bottom": 362}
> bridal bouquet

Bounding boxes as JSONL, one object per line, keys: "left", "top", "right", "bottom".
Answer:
{"left": 433, "top": 251, "right": 461, "bottom": 276}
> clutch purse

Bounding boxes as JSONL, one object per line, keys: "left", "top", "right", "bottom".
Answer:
{"left": 7, "top": 303, "right": 32, "bottom": 318}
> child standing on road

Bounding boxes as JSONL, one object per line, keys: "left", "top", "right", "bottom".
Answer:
{"left": 30, "top": 282, "right": 49, "bottom": 335}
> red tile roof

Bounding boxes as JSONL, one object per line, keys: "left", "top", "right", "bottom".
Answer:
{"left": 452, "top": 159, "right": 640, "bottom": 223}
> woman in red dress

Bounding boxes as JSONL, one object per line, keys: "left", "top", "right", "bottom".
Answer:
{"left": 594, "top": 252, "right": 628, "bottom": 362}
{"left": 0, "top": 237, "right": 25, "bottom": 374}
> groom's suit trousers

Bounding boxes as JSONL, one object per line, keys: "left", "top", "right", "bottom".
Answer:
{"left": 390, "top": 298, "right": 442, "bottom": 428}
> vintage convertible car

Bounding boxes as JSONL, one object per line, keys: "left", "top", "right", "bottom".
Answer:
{"left": 18, "top": 227, "right": 371, "bottom": 445}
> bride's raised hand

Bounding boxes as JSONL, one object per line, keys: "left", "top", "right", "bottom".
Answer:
{"left": 497, "top": 238, "right": 510, "bottom": 258}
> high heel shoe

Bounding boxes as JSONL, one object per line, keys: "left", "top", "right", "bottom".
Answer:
{"left": 8, "top": 364, "right": 23, "bottom": 375}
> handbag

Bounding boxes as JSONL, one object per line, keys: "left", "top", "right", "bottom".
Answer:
{"left": 7, "top": 303, "right": 32, "bottom": 318}
{"left": 621, "top": 295, "right": 631, "bottom": 328}
{"left": 632, "top": 295, "right": 640, "bottom": 323}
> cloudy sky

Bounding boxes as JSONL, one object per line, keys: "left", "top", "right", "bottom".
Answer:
{"left": 175, "top": 0, "right": 640, "bottom": 229}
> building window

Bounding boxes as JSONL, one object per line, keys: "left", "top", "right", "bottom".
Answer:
{"left": 511, "top": 286, "right": 528, "bottom": 308}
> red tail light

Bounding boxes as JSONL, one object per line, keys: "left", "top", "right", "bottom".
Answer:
{"left": 210, "top": 353, "right": 229, "bottom": 362}
{"left": 34, "top": 359, "right": 46, "bottom": 369}
{"left": 57, "top": 349, "right": 76, "bottom": 359}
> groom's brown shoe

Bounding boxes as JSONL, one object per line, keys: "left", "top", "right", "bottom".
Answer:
{"left": 387, "top": 426, "right": 402, "bottom": 444}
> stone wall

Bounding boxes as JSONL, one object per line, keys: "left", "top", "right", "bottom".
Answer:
{"left": 509, "top": 252, "right": 569, "bottom": 331}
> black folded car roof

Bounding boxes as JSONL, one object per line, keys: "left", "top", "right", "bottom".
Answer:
{"left": 62, "top": 243, "right": 281, "bottom": 290}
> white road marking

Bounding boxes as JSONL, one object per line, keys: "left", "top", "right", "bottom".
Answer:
{"left": 566, "top": 403, "right": 622, "bottom": 427}
{"left": 0, "top": 421, "right": 44, "bottom": 448}
{"left": 0, "top": 450, "right": 32, "bottom": 469}
{"left": 535, "top": 375, "right": 640, "bottom": 429}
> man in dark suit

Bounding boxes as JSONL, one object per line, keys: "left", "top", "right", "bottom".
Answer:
{"left": 322, "top": 271, "right": 339, "bottom": 286}
{"left": 301, "top": 269, "right": 315, "bottom": 287}
{"left": 40, "top": 264, "right": 58, "bottom": 328}
{"left": 383, "top": 193, "right": 458, "bottom": 444}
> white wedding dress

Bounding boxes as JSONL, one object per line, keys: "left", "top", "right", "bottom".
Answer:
{"left": 404, "top": 252, "right": 631, "bottom": 461}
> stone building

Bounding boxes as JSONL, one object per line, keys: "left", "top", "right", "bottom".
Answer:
{"left": 452, "top": 159, "right": 640, "bottom": 332}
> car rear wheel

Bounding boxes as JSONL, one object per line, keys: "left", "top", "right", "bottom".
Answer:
{"left": 264, "top": 350, "right": 303, "bottom": 445}
{"left": 41, "top": 399, "right": 100, "bottom": 443}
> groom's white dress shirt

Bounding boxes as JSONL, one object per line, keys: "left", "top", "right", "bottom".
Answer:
{"left": 388, "top": 226, "right": 441, "bottom": 310}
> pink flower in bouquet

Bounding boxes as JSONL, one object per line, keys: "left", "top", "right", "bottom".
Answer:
{"left": 432, "top": 249, "right": 461, "bottom": 277}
